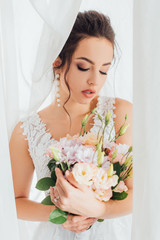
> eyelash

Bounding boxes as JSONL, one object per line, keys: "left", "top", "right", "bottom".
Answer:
{"left": 77, "top": 65, "right": 107, "bottom": 75}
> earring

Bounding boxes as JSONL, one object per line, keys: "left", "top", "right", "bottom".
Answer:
{"left": 55, "top": 73, "right": 61, "bottom": 107}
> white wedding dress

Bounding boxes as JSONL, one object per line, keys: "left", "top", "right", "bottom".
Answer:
{"left": 20, "top": 95, "right": 132, "bottom": 240}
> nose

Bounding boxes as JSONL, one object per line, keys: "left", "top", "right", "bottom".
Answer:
{"left": 87, "top": 71, "right": 99, "bottom": 86}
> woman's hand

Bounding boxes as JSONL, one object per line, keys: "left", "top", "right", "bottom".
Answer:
{"left": 62, "top": 214, "right": 97, "bottom": 233}
{"left": 50, "top": 168, "right": 106, "bottom": 218}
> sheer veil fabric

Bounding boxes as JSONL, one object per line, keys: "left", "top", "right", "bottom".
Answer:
{"left": 0, "top": 0, "right": 134, "bottom": 239}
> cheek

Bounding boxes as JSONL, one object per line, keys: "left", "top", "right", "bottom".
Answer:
{"left": 67, "top": 69, "right": 87, "bottom": 90}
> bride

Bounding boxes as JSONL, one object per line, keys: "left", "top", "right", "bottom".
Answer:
{"left": 9, "top": 10, "right": 132, "bottom": 240}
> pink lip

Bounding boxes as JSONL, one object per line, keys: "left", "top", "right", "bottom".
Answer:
{"left": 82, "top": 89, "right": 96, "bottom": 93}
{"left": 82, "top": 91, "right": 96, "bottom": 98}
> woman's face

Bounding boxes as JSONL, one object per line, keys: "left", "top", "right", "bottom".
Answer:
{"left": 58, "top": 37, "right": 114, "bottom": 104}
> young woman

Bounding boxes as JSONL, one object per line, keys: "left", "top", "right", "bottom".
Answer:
{"left": 9, "top": 10, "right": 132, "bottom": 240}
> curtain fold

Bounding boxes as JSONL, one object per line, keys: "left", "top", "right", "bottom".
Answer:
{"left": 132, "top": 0, "right": 160, "bottom": 239}
{"left": 0, "top": 1, "right": 20, "bottom": 239}
{"left": 0, "top": 0, "right": 82, "bottom": 239}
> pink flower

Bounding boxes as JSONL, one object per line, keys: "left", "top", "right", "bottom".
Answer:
{"left": 92, "top": 168, "right": 108, "bottom": 190}
{"left": 66, "top": 133, "right": 80, "bottom": 141}
{"left": 107, "top": 146, "right": 124, "bottom": 165}
{"left": 95, "top": 188, "right": 113, "bottom": 202}
{"left": 84, "top": 144, "right": 96, "bottom": 151}
{"left": 79, "top": 132, "right": 100, "bottom": 145}
{"left": 105, "top": 175, "right": 118, "bottom": 189}
{"left": 113, "top": 181, "right": 128, "bottom": 193}
{"left": 72, "top": 163, "right": 97, "bottom": 186}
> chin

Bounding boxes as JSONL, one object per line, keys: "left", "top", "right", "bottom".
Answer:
{"left": 74, "top": 96, "right": 92, "bottom": 105}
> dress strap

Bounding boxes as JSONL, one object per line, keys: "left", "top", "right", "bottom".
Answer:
{"left": 20, "top": 112, "right": 50, "bottom": 160}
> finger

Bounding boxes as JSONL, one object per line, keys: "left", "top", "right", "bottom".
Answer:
{"left": 68, "top": 214, "right": 87, "bottom": 222}
{"left": 55, "top": 168, "right": 73, "bottom": 191}
{"left": 83, "top": 218, "right": 97, "bottom": 225}
{"left": 50, "top": 186, "right": 61, "bottom": 208}
{"left": 75, "top": 223, "right": 93, "bottom": 233}
{"left": 65, "top": 170, "right": 88, "bottom": 191}
{"left": 55, "top": 182, "right": 65, "bottom": 196}
{"left": 50, "top": 187, "right": 55, "bottom": 202}
{"left": 69, "top": 215, "right": 96, "bottom": 226}
{"left": 50, "top": 187, "right": 57, "bottom": 204}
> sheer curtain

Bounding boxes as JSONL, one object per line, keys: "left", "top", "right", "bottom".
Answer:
{"left": 132, "top": 1, "right": 160, "bottom": 239}
{"left": 0, "top": 1, "right": 20, "bottom": 239}
{"left": 0, "top": 0, "right": 133, "bottom": 239}
{"left": 0, "top": 0, "right": 82, "bottom": 239}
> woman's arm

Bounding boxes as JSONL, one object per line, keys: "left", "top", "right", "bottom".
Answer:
{"left": 51, "top": 98, "right": 133, "bottom": 219}
{"left": 9, "top": 121, "right": 56, "bottom": 221}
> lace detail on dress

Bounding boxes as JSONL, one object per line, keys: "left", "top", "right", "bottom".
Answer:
{"left": 20, "top": 96, "right": 116, "bottom": 183}
{"left": 20, "top": 112, "right": 57, "bottom": 182}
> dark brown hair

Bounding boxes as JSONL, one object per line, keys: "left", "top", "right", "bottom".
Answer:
{"left": 54, "top": 10, "right": 115, "bottom": 129}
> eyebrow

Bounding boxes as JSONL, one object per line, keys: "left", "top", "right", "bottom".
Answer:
{"left": 76, "top": 57, "right": 111, "bottom": 66}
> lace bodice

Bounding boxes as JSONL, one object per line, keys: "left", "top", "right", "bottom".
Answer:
{"left": 20, "top": 96, "right": 116, "bottom": 182}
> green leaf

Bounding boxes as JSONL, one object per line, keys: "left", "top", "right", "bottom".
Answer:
{"left": 58, "top": 162, "right": 69, "bottom": 174}
{"left": 111, "top": 191, "right": 128, "bottom": 200}
{"left": 113, "top": 162, "right": 121, "bottom": 177}
{"left": 47, "top": 159, "right": 57, "bottom": 171}
{"left": 51, "top": 171, "right": 57, "bottom": 186}
{"left": 97, "top": 219, "right": 104, "bottom": 222}
{"left": 35, "top": 177, "right": 55, "bottom": 191}
{"left": 49, "top": 209, "right": 68, "bottom": 224}
{"left": 87, "top": 225, "right": 92, "bottom": 230}
{"left": 41, "top": 195, "right": 55, "bottom": 205}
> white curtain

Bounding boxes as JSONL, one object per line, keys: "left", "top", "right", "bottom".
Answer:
{"left": 0, "top": 0, "right": 82, "bottom": 239}
{"left": 132, "top": 1, "right": 160, "bottom": 239}
{"left": 0, "top": 0, "right": 133, "bottom": 239}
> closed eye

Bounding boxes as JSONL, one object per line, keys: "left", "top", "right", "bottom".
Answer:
{"left": 77, "top": 65, "right": 107, "bottom": 75}
{"left": 77, "top": 65, "right": 89, "bottom": 71}
{"left": 99, "top": 71, "right": 107, "bottom": 75}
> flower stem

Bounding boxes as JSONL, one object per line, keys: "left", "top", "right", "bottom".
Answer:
{"left": 108, "top": 121, "right": 116, "bottom": 141}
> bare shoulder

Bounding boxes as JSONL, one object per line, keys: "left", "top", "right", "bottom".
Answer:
{"left": 113, "top": 97, "right": 132, "bottom": 145}
{"left": 10, "top": 121, "right": 28, "bottom": 145}
{"left": 114, "top": 97, "right": 132, "bottom": 118}
{"left": 9, "top": 120, "right": 33, "bottom": 162}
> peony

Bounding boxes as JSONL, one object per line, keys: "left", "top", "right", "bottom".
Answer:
{"left": 113, "top": 181, "right": 128, "bottom": 193}
{"left": 95, "top": 188, "right": 113, "bottom": 201}
{"left": 79, "top": 132, "right": 100, "bottom": 145}
{"left": 66, "top": 133, "right": 80, "bottom": 141}
{"left": 105, "top": 175, "right": 118, "bottom": 189}
{"left": 72, "top": 163, "right": 96, "bottom": 186}
{"left": 58, "top": 137, "right": 98, "bottom": 165}
{"left": 84, "top": 144, "right": 97, "bottom": 151}
{"left": 92, "top": 168, "right": 108, "bottom": 190}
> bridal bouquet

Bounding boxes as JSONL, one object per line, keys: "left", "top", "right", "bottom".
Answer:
{"left": 36, "top": 107, "right": 133, "bottom": 224}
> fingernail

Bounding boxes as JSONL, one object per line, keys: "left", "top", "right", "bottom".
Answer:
{"left": 65, "top": 170, "right": 69, "bottom": 176}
